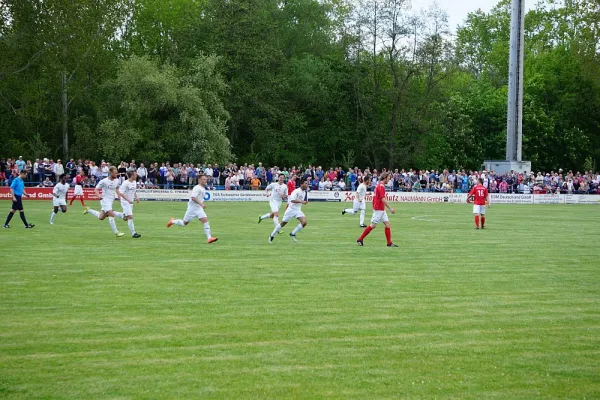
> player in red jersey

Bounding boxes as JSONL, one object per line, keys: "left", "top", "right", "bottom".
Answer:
{"left": 287, "top": 173, "right": 296, "bottom": 195}
{"left": 468, "top": 177, "right": 490, "bottom": 229}
{"left": 357, "top": 172, "right": 398, "bottom": 247}
{"left": 69, "top": 169, "right": 87, "bottom": 206}
{"left": 284, "top": 173, "right": 296, "bottom": 210}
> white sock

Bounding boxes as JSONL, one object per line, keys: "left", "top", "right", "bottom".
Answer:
{"left": 50, "top": 211, "right": 56, "bottom": 223}
{"left": 108, "top": 217, "right": 118, "bottom": 234}
{"left": 360, "top": 209, "right": 365, "bottom": 225}
{"left": 203, "top": 222, "right": 212, "bottom": 239}
{"left": 273, "top": 216, "right": 279, "bottom": 226}
{"left": 88, "top": 209, "right": 100, "bottom": 218}
{"left": 344, "top": 208, "right": 356, "bottom": 215}
{"left": 291, "top": 223, "right": 303, "bottom": 235}
{"left": 270, "top": 224, "right": 282, "bottom": 237}
{"left": 173, "top": 219, "right": 185, "bottom": 227}
{"left": 260, "top": 213, "right": 270, "bottom": 220}
{"left": 113, "top": 211, "right": 124, "bottom": 219}
{"left": 127, "top": 219, "right": 135, "bottom": 235}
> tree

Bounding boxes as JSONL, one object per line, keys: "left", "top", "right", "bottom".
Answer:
{"left": 73, "top": 55, "right": 232, "bottom": 164}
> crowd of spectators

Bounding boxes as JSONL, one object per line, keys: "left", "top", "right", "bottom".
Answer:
{"left": 1, "top": 156, "right": 599, "bottom": 195}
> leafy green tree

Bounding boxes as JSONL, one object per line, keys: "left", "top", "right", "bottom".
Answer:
{"left": 73, "top": 55, "right": 231, "bottom": 164}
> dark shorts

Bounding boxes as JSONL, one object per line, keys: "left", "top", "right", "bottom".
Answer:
{"left": 12, "top": 195, "right": 23, "bottom": 211}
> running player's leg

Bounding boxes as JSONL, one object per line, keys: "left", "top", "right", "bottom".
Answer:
{"left": 290, "top": 214, "right": 307, "bottom": 240}
{"left": 50, "top": 206, "right": 59, "bottom": 224}
{"left": 358, "top": 211, "right": 381, "bottom": 243}
{"left": 199, "top": 211, "right": 217, "bottom": 243}
{"left": 270, "top": 209, "right": 292, "bottom": 239}
{"left": 359, "top": 202, "right": 366, "bottom": 226}
{"left": 169, "top": 207, "right": 193, "bottom": 227}
{"left": 343, "top": 199, "right": 359, "bottom": 215}
{"left": 480, "top": 206, "right": 486, "bottom": 228}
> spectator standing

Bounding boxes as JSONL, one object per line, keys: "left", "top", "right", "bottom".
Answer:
{"left": 159, "top": 163, "right": 167, "bottom": 186}
{"left": 33, "top": 159, "right": 40, "bottom": 184}
{"left": 213, "top": 163, "right": 220, "bottom": 186}
{"left": 148, "top": 163, "right": 157, "bottom": 184}
{"left": 165, "top": 167, "right": 175, "bottom": 189}
{"left": 204, "top": 164, "right": 213, "bottom": 186}
{"left": 67, "top": 159, "right": 77, "bottom": 178}
{"left": 54, "top": 160, "right": 65, "bottom": 182}
{"left": 137, "top": 163, "right": 148, "bottom": 183}
{"left": 24, "top": 160, "right": 32, "bottom": 185}
{"left": 16, "top": 156, "right": 25, "bottom": 172}
{"left": 188, "top": 164, "right": 197, "bottom": 187}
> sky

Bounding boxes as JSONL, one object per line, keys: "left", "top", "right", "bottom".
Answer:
{"left": 413, "top": 0, "right": 534, "bottom": 32}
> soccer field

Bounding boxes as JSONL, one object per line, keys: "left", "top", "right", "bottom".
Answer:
{"left": 0, "top": 200, "right": 599, "bottom": 398}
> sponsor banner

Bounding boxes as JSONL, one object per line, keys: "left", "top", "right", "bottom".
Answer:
{"left": 565, "top": 194, "right": 600, "bottom": 205}
{"left": 0, "top": 187, "right": 100, "bottom": 200}
{"left": 490, "top": 193, "right": 533, "bottom": 204}
{"left": 342, "top": 191, "right": 467, "bottom": 203}
{"left": 533, "top": 194, "right": 564, "bottom": 204}
{"left": 138, "top": 189, "right": 192, "bottom": 202}
{"left": 3, "top": 187, "right": 598, "bottom": 204}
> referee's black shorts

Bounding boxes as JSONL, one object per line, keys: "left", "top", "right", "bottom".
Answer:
{"left": 11, "top": 195, "right": 23, "bottom": 211}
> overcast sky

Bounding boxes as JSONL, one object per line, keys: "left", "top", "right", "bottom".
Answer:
{"left": 414, "top": 0, "right": 534, "bottom": 32}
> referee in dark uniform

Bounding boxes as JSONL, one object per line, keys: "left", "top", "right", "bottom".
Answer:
{"left": 3, "top": 170, "right": 34, "bottom": 228}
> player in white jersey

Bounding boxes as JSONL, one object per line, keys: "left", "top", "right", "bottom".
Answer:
{"left": 50, "top": 174, "right": 69, "bottom": 224}
{"left": 269, "top": 175, "right": 309, "bottom": 243}
{"left": 258, "top": 174, "right": 288, "bottom": 227}
{"left": 83, "top": 166, "right": 126, "bottom": 237}
{"left": 342, "top": 175, "right": 370, "bottom": 227}
{"left": 119, "top": 171, "right": 141, "bottom": 238}
{"left": 167, "top": 174, "right": 218, "bottom": 244}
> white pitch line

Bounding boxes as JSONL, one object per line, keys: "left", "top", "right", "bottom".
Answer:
{"left": 411, "top": 215, "right": 440, "bottom": 223}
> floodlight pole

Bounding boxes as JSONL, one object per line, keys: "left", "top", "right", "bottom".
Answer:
{"left": 484, "top": 0, "right": 530, "bottom": 174}
{"left": 506, "top": 0, "right": 525, "bottom": 162}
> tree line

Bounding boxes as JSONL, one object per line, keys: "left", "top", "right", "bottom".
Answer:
{"left": 0, "top": 0, "right": 598, "bottom": 171}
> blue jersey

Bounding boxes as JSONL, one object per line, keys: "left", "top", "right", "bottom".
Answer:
{"left": 10, "top": 176, "right": 25, "bottom": 196}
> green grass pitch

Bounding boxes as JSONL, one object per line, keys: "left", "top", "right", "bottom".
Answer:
{"left": 0, "top": 200, "right": 599, "bottom": 398}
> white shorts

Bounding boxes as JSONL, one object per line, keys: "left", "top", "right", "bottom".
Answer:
{"left": 353, "top": 199, "right": 366, "bottom": 211}
{"left": 282, "top": 208, "right": 305, "bottom": 223}
{"left": 269, "top": 199, "right": 282, "bottom": 213}
{"left": 371, "top": 210, "right": 389, "bottom": 225}
{"left": 101, "top": 199, "right": 114, "bottom": 212}
{"left": 120, "top": 200, "right": 134, "bottom": 217}
{"left": 52, "top": 198, "right": 67, "bottom": 207}
{"left": 473, "top": 205, "right": 486, "bottom": 215}
{"left": 74, "top": 185, "right": 83, "bottom": 196}
{"left": 183, "top": 205, "right": 207, "bottom": 222}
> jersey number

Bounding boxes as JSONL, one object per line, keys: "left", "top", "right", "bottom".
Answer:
{"left": 477, "top": 189, "right": 485, "bottom": 197}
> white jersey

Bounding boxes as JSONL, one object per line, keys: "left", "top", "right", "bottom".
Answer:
{"left": 266, "top": 183, "right": 287, "bottom": 202}
{"left": 356, "top": 183, "right": 367, "bottom": 202}
{"left": 189, "top": 184, "right": 206, "bottom": 208}
{"left": 120, "top": 180, "right": 137, "bottom": 202}
{"left": 53, "top": 182, "right": 69, "bottom": 199}
{"left": 288, "top": 188, "right": 307, "bottom": 211}
{"left": 96, "top": 178, "right": 119, "bottom": 201}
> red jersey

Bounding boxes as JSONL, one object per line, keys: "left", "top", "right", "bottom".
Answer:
{"left": 287, "top": 179, "right": 296, "bottom": 195}
{"left": 373, "top": 182, "right": 386, "bottom": 211}
{"left": 468, "top": 184, "right": 489, "bottom": 205}
{"left": 75, "top": 175, "right": 84, "bottom": 185}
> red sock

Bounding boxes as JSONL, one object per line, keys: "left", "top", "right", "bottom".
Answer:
{"left": 385, "top": 227, "right": 392, "bottom": 245}
{"left": 80, "top": 197, "right": 85, "bottom": 206}
{"left": 69, "top": 196, "right": 75, "bottom": 205}
{"left": 359, "top": 226, "right": 373, "bottom": 241}
{"left": 481, "top": 216, "right": 485, "bottom": 228}
{"left": 475, "top": 215, "right": 480, "bottom": 227}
